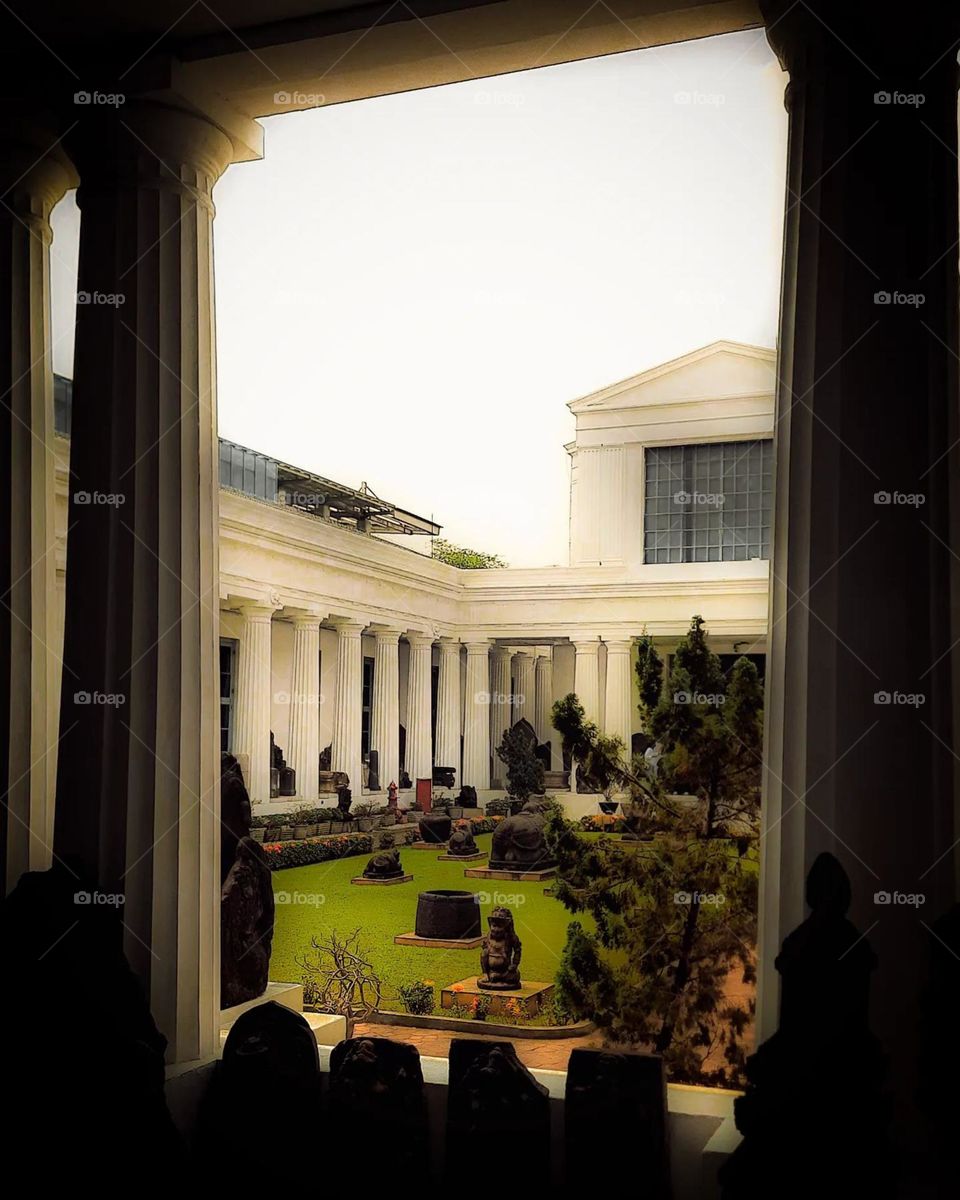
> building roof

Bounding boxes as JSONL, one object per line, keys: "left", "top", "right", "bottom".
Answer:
{"left": 566, "top": 340, "right": 777, "bottom": 413}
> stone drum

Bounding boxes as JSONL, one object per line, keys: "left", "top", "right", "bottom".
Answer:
{"left": 415, "top": 890, "right": 481, "bottom": 941}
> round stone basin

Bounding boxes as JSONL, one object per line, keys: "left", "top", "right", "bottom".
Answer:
{"left": 415, "top": 889, "right": 481, "bottom": 940}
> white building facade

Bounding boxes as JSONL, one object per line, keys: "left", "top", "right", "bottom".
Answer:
{"left": 53, "top": 340, "right": 775, "bottom": 810}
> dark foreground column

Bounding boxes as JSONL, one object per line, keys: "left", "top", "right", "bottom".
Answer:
{"left": 758, "top": 0, "right": 960, "bottom": 1153}
{"left": 54, "top": 103, "right": 233, "bottom": 1062}
{"left": 0, "top": 110, "right": 76, "bottom": 890}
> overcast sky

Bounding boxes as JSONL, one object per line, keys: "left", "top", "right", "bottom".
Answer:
{"left": 50, "top": 29, "right": 787, "bottom": 567}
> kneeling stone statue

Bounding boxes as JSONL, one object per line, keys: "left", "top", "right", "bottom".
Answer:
{"left": 363, "top": 849, "right": 404, "bottom": 879}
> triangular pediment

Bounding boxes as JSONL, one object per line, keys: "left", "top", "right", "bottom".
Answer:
{"left": 567, "top": 341, "right": 777, "bottom": 413}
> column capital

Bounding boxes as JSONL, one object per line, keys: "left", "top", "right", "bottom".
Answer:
{"left": 330, "top": 616, "right": 367, "bottom": 636}
{"left": 238, "top": 601, "right": 279, "bottom": 623}
{"left": 406, "top": 631, "right": 435, "bottom": 650}
{"left": 288, "top": 609, "right": 325, "bottom": 631}
{"left": 572, "top": 637, "right": 602, "bottom": 654}
{"left": 463, "top": 639, "right": 491, "bottom": 655}
{"left": 372, "top": 626, "right": 403, "bottom": 644}
{"left": 603, "top": 637, "right": 635, "bottom": 654}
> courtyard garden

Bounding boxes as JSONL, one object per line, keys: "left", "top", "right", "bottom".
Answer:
{"left": 269, "top": 830, "right": 591, "bottom": 1016}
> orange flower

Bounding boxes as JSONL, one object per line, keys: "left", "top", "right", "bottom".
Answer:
{"left": 451, "top": 982, "right": 464, "bottom": 993}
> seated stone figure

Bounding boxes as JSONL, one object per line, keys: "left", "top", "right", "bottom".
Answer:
{"left": 363, "top": 848, "right": 404, "bottom": 879}
{"left": 489, "top": 798, "right": 555, "bottom": 871}
{"left": 221, "top": 836, "right": 275, "bottom": 1008}
{"left": 446, "top": 822, "right": 478, "bottom": 857}
{"left": 478, "top": 906, "right": 522, "bottom": 990}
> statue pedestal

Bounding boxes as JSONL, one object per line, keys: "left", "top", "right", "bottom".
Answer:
{"left": 441, "top": 976, "right": 555, "bottom": 1017}
{"left": 463, "top": 865, "right": 556, "bottom": 882}
{"left": 350, "top": 873, "right": 413, "bottom": 886}
{"left": 394, "top": 931, "right": 484, "bottom": 949}
{"left": 410, "top": 840, "right": 448, "bottom": 850}
{"left": 437, "top": 851, "right": 486, "bottom": 861}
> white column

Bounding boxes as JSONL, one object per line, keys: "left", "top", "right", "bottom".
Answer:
{"left": 405, "top": 633, "right": 434, "bottom": 785}
{"left": 233, "top": 605, "right": 275, "bottom": 804}
{"left": 534, "top": 649, "right": 557, "bottom": 762}
{"left": 512, "top": 652, "right": 535, "bottom": 726}
{"left": 288, "top": 614, "right": 323, "bottom": 801}
{"left": 435, "top": 639, "right": 462, "bottom": 775}
{"left": 489, "top": 646, "right": 512, "bottom": 771}
{"left": 53, "top": 103, "right": 234, "bottom": 1063}
{"left": 371, "top": 628, "right": 401, "bottom": 789}
{"left": 462, "top": 641, "right": 491, "bottom": 790}
{"left": 603, "top": 638, "right": 634, "bottom": 767}
{"left": 331, "top": 620, "right": 365, "bottom": 788}
{"left": 573, "top": 639, "right": 601, "bottom": 724}
{"left": 0, "top": 124, "right": 75, "bottom": 889}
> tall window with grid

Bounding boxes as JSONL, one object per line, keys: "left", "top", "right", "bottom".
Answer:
{"left": 643, "top": 440, "right": 772, "bottom": 563}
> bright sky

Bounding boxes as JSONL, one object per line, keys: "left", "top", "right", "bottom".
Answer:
{"left": 50, "top": 29, "right": 787, "bottom": 567}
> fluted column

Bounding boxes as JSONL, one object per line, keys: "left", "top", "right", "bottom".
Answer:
{"left": 0, "top": 119, "right": 76, "bottom": 890}
{"left": 288, "top": 614, "right": 323, "bottom": 801}
{"left": 53, "top": 103, "right": 235, "bottom": 1062}
{"left": 573, "top": 639, "right": 601, "bottom": 724}
{"left": 232, "top": 604, "right": 276, "bottom": 805}
{"left": 512, "top": 652, "right": 535, "bottom": 726}
{"left": 371, "top": 628, "right": 401, "bottom": 789}
{"left": 534, "top": 649, "right": 560, "bottom": 766}
{"left": 489, "top": 646, "right": 512, "bottom": 774}
{"left": 435, "top": 639, "right": 462, "bottom": 776}
{"left": 603, "top": 639, "right": 634, "bottom": 765}
{"left": 462, "top": 641, "right": 491, "bottom": 790}
{"left": 405, "top": 633, "right": 434, "bottom": 786}
{"left": 331, "top": 620, "right": 365, "bottom": 788}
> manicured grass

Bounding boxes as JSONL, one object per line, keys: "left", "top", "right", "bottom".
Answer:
{"left": 270, "top": 833, "right": 583, "bottom": 1010}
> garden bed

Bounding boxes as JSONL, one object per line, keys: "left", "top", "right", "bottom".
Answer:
{"left": 262, "top": 815, "right": 502, "bottom": 870}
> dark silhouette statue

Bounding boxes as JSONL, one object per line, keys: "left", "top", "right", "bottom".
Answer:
{"left": 221, "top": 836, "right": 275, "bottom": 1008}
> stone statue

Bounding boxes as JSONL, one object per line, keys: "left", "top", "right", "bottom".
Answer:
{"left": 457, "top": 784, "right": 478, "bottom": 807}
{"left": 479, "top": 905, "right": 522, "bottom": 990}
{"left": 221, "top": 752, "right": 252, "bottom": 885}
{"left": 489, "top": 797, "right": 555, "bottom": 871}
{"left": 387, "top": 781, "right": 399, "bottom": 808}
{"left": 363, "top": 848, "right": 404, "bottom": 879}
{"left": 337, "top": 784, "right": 352, "bottom": 817}
{"left": 447, "top": 822, "right": 478, "bottom": 857}
{"left": 221, "top": 836, "right": 275, "bottom": 1008}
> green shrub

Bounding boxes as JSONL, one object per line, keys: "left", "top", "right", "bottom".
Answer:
{"left": 397, "top": 979, "right": 435, "bottom": 1015}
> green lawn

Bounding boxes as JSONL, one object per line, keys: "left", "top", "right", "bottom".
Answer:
{"left": 270, "top": 833, "right": 581, "bottom": 1009}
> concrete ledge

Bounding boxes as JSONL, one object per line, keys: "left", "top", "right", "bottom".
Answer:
{"left": 367, "top": 1009, "right": 595, "bottom": 1039}
{"left": 350, "top": 873, "right": 414, "bottom": 885}
{"left": 219, "top": 981, "right": 303, "bottom": 1029}
{"left": 464, "top": 866, "right": 556, "bottom": 881}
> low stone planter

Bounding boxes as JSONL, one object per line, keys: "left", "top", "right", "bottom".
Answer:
{"left": 249, "top": 828, "right": 266, "bottom": 843}
{"left": 357, "top": 818, "right": 375, "bottom": 832}
{"left": 294, "top": 823, "right": 317, "bottom": 839}
{"left": 330, "top": 821, "right": 349, "bottom": 834}
{"left": 278, "top": 826, "right": 294, "bottom": 841}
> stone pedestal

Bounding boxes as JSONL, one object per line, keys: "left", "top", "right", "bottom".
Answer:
{"left": 351, "top": 873, "right": 413, "bottom": 886}
{"left": 464, "top": 865, "right": 556, "bottom": 882}
{"left": 442, "top": 976, "right": 554, "bottom": 1017}
{"left": 394, "top": 931, "right": 484, "bottom": 949}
